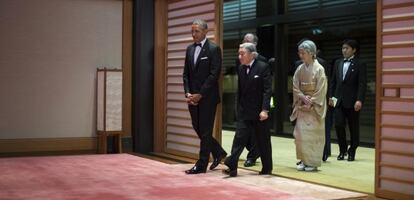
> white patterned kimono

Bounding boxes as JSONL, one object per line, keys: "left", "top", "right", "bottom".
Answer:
{"left": 290, "top": 59, "right": 327, "bottom": 167}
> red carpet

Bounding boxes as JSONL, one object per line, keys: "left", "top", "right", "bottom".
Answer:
{"left": 0, "top": 154, "right": 312, "bottom": 200}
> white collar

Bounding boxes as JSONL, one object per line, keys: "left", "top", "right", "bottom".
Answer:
{"left": 199, "top": 38, "right": 207, "bottom": 47}
{"left": 344, "top": 55, "right": 355, "bottom": 61}
{"left": 248, "top": 59, "right": 255, "bottom": 67}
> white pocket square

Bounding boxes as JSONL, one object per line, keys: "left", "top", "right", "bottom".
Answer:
{"left": 200, "top": 57, "right": 208, "bottom": 60}
{"left": 254, "top": 75, "right": 260, "bottom": 78}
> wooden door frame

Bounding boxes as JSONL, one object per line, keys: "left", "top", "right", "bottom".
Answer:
{"left": 153, "top": 0, "right": 223, "bottom": 158}
{"left": 122, "top": 0, "right": 133, "bottom": 138}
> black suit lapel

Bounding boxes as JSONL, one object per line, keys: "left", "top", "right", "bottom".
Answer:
{"left": 189, "top": 45, "right": 196, "bottom": 70}
{"left": 242, "top": 60, "right": 257, "bottom": 95}
{"left": 247, "top": 60, "right": 258, "bottom": 79}
{"left": 194, "top": 40, "right": 209, "bottom": 70}
{"left": 338, "top": 60, "right": 344, "bottom": 82}
{"left": 239, "top": 64, "right": 248, "bottom": 94}
{"left": 343, "top": 60, "right": 355, "bottom": 81}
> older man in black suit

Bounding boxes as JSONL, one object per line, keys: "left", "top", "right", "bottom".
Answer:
{"left": 183, "top": 19, "right": 227, "bottom": 174}
{"left": 329, "top": 39, "right": 367, "bottom": 161}
{"left": 235, "top": 33, "right": 268, "bottom": 167}
{"left": 223, "top": 42, "right": 273, "bottom": 177}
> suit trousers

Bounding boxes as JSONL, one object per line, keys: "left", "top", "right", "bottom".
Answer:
{"left": 246, "top": 133, "right": 260, "bottom": 161}
{"left": 188, "top": 100, "right": 225, "bottom": 169}
{"left": 324, "top": 107, "right": 334, "bottom": 157}
{"left": 334, "top": 105, "right": 360, "bottom": 156}
{"left": 225, "top": 119, "right": 272, "bottom": 171}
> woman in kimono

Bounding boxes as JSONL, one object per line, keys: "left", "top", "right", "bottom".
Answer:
{"left": 290, "top": 40, "right": 327, "bottom": 171}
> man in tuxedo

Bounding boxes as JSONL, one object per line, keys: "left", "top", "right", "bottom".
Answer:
{"left": 236, "top": 33, "right": 268, "bottom": 167}
{"left": 329, "top": 39, "right": 367, "bottom": 161}
{"left": 182, "top": 19, "right": 227, "bottom": 174}
{"left": 223, "top": 42, "right": 273, "bottom": 177}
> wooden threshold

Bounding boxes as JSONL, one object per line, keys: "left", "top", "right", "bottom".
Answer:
{"left": 149, "top": 152, "right": 196, "bottom": 164}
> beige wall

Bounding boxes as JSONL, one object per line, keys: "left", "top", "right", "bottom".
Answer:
{"left": 0, "top": 0, "right": 122, "bottom": 139}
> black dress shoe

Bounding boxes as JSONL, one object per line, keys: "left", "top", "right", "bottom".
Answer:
{"left": 222, "top": 168, "right": 237, "bottom": 177}
{"left": 185, "top": 166, "right": 206, "bottom": 174}
{"left": 259, "top": 170, "right": 272, "bottom": 175}
{"left": 209, "top": 152, "right": 227, "bottom": 170}
{"left": 347, "top": 155, "right": 355, "bottom": 161}
{"left": 322, "top": 154, "right": 329, "bottom": 162}
{"left": 243, "top": 159, "right": 256, "bottom": 167}
{"left": 347, "top": 150, "right": 355, "bottom": 161}
{"left": 337, "top": 153, "right": 345, "bottom": 160}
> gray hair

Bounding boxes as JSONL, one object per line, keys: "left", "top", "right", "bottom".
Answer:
{"left": 243, "top": 33, "right": 258, "bottom": 45}
{"left": 192, "top": 19, "right": 208, "bottom": 30}
{"left": 240, "top": 42, "right": 258, "bottom": 58}
{"left": 298, "top": 40, "right": 317, "bottom": 58}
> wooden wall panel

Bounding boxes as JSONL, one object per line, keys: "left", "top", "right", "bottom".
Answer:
{"left": 122, "top": 0, "right": 132, "bottom": 137}
{"left": 376, "top": 1, "right": 414, "bottom": 199}
{"left": 154, "top": 0, "right": 222, "bottom": 159}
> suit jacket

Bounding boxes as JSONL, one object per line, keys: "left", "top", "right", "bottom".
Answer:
{"left": 237, "top": 59, "right": 272, "bottom": 120}
{"left": 183, "top": 39, "right": 222, "bottom": 104}
{"left": 329, "top": 57, "right": 367, "bottom": 108}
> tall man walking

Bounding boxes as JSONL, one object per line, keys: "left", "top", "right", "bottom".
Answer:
{"left": 183, "top": 19, "right": 227, "bottom": 174}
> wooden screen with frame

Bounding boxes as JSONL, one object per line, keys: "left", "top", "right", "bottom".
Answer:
{"left": 376, "top": 1, "right": 414, "bottom": 199}
{"left": 154, "top": 0, "right": 223, "bottom": 159}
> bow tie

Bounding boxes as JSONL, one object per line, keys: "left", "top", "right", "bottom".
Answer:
{"left": 194, "top": 43, "right": 202, "bottom": 47}
{"left": 244, "top": 65, "right": 251, "bottom": 69}
{"left": 344, "top": 58, "right": 353, "bottom": 62}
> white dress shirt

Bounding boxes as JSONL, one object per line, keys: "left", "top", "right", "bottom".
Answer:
{"left": 194, "top": 38, "right": 207, "bottom": 65}
{"left": 342, "top": 56, "right": 354, "bottom": 80}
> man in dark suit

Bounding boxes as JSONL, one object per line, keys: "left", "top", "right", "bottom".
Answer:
{"left": 235, "top": 33, "right": 268, "bottom": 168}
{"left": 329, "top": 39, "right": 367, "bottom": 161}
{"left": 223, "top": 42, "right": 273, "bottom": 177}
{"left": 182, "top": 19, "right": 227, "bottom": 174}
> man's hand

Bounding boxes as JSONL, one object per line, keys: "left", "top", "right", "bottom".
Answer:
{"left": 185, "top": 93, "right": 192, "bottom": 104}
{"left": 328, "top": 97, "right": 337, "bottom": 107}
{"left": 186, "top": 93, "right": 197, "bottom": 105}
{"left": 259, "top": 110, "right": 268, "bottom": 121}
{"left": 186, "top": 93, "right": 202, "bottom": 106}
{"left": 328, "top": 98, "right": 334, "bottom": 106}
{"left": 190, "top": 94, "right": 202, "bottom": 103}
{"left": 354, "top": 101, "right": 362, "bottom": 111}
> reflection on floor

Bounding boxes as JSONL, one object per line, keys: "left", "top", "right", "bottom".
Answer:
{"left": 222, "top": 130, "right": 375, "bottom": 194}
{"left": 175, "top": 163, "right": 366, "bottom": 200}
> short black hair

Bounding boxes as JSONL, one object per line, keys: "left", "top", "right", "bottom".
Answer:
{"left": 342, "top": 39, "right": 359, "bottom": 51}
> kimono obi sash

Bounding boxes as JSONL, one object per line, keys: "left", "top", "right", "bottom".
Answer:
{"left": 300, "top": 81, "right": 316, "bottom": 96}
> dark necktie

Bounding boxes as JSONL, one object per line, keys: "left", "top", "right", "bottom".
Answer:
{"left": 344, "top": 58, "right": 353, "bottom": 63}
{"left": 194, "top": 43, "right": 202, "bottom": 47}
{"left": 245, "top": 65, "right": 251, "bottom": 75}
